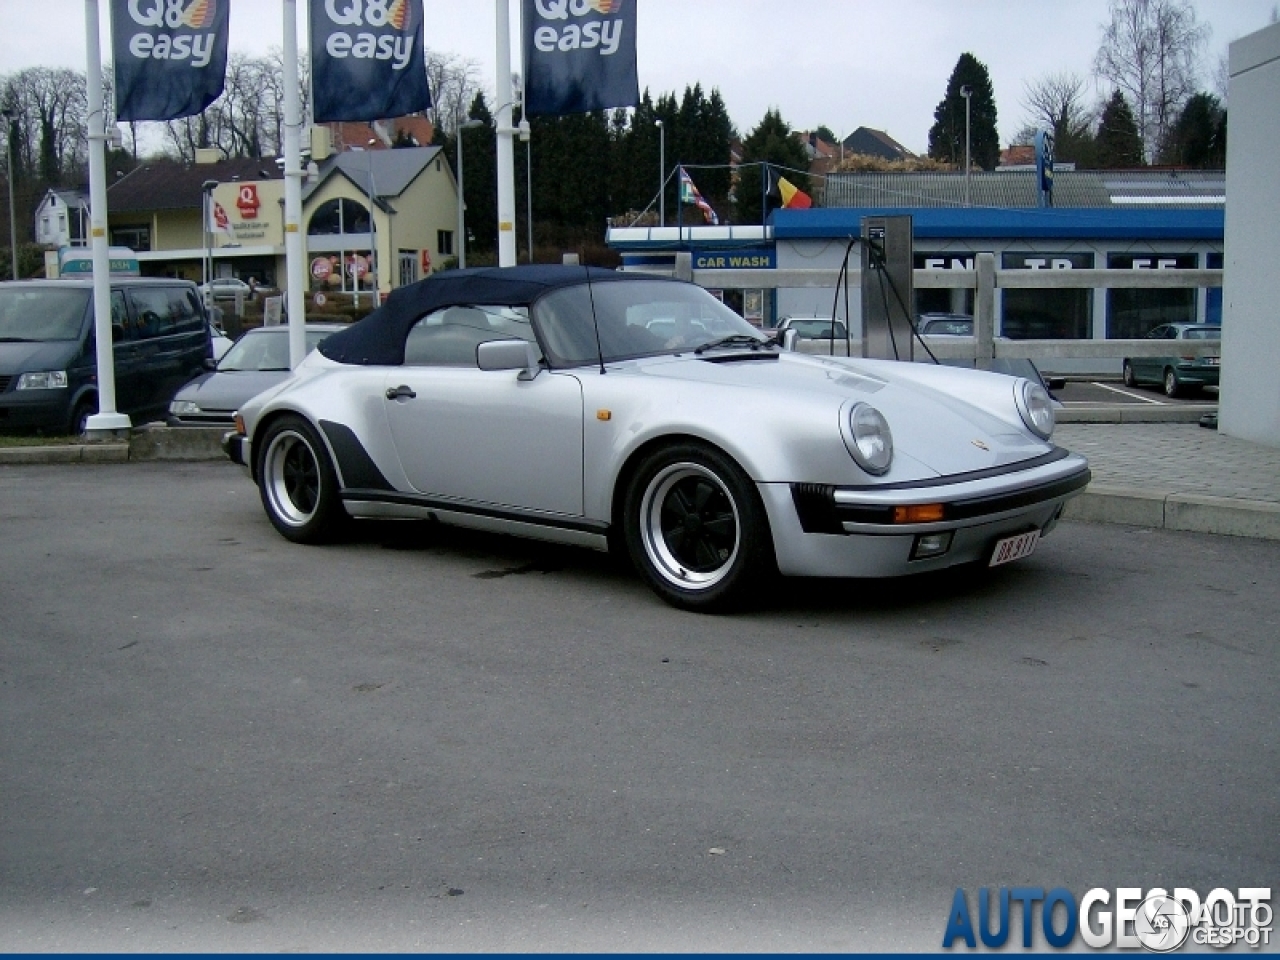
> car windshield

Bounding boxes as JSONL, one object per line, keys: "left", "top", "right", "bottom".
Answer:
{"left": 0, "top": 287, "right": 91, "bottom": 341}
{"left": 1182, "top": 327, "right": 1219, "bottom": 340}
{"left": 533, "top": 280, "right": 765, "bottom": 367}
{"left": 218, "top": 329, "right": 332, "bottom": 371}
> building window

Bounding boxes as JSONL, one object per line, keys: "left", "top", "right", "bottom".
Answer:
{"left": 307, "top": 197, "right": 370, "bottom": 236}
{"left": 1000, "top": 252, "right": 1094, "bottom": 339}
{"left": 1205, "top": 252, "right": 1223, "bottom": 325}
{"left": 1106, "top": 253, "right": 1197, "bottom": 339}
{"left": 399, "top": 250, "right": 418, "bottom": 287}
{"left": 914, "top": 252, "right": 975, "bottom": 316}
{"left": 437, "top": 230, "right": 454, "bottom": 256}
{"left": 110, "top": 226, "right": 151, "bottom": 251}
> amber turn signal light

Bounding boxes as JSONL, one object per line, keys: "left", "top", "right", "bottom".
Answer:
{"left": 893, "top": 503, "right": 945, "bottom": 524}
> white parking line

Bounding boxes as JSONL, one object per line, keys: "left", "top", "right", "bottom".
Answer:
{"left": 1090, "top": 381, "right": 1165, "bottom": 404}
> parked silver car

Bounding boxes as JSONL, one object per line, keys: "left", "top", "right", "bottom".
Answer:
{"left": 223, "top": 267, "right": 1089, "bottom": 611}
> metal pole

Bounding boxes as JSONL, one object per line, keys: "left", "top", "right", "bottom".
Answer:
{"left": 82, "top": 0, "right": 128, "bottom": 434}
{"left": 961, "top": 85, "right": 972, "bottom": 207}
{"left": 283, "top": 0, "right": 307, "bottom": 368}
{"left": 3, "top": 111, "right": 17, "bottom": 280}
{"left": 525, "top": 134, "right": 532, "bottom": 263}
{"left": 495, "top": 0, "right": 517, "bottom": 266}
{"left": 367, "top": 141, "right": 379, "bottom": 307}
{"left": 655, "top": 119, "right": 664, "bottom": 227}
{"left": 456, "top": 112, "right": 466, "bottom": 270}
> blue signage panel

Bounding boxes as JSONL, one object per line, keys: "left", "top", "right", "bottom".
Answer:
{"left": 692, "top": 248, "right": 775, "bottom": 270}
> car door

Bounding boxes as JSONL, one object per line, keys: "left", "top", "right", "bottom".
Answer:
{"left": 106, "top": 288, "right": 147, "bottom": 413}
{"left": 1134, "top": 325, "right": 1168, "bottom": 382}
{"left": 382, "top": 306, "right": 585, "bottom": 517}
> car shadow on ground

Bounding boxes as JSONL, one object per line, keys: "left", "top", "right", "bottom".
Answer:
{"left": 338, "top": 517, "right": 1034, "bottom": 615}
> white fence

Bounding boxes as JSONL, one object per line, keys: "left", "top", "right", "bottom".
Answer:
{"left": 665, "top": 251, "right": 1222, "bottom": 365}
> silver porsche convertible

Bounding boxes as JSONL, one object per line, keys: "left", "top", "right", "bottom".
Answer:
{"left": 223, "top": 266, "right": 1089, "bottom": 611}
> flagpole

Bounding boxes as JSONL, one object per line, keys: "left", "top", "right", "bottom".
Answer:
{"left": 82, "top": 0, "right": 128, "bottom": 436}
{"left": 760, "top": 163, "right": 767, "bottom": 228}
{"left": 495, "top": 0, "right": 517, "bottom": 267}
{"left": 283, "top": 0, "right": 307, "bottom": 368}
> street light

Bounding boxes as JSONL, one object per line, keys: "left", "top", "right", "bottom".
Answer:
{"left": 365, "top": 138, "right": 379, "bottom": 307}
{"left": 201, "top": 179, "right": 218, "bottom": 290}
{"left": 959, "top": 84, "right": 973, "bottom": 207}
{"left": 655, "top": 119, "right": 665, "bottom": 227}
{"left": 2, "top": 106, "right": 18, "bottom": 280}
{"left": 455, "top": 114, "right": 483, "bottom": 269}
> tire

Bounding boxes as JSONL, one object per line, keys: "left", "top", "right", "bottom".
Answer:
{"left": 1163, "top": 367, "right": 1182, "bottom": 398}
{"left": 1122, "top": 360, "right": 1137, "bottom": 388}
{"left": 69, "top": 398, "right": 97, "bottom": 436}
{"left": 256, "top": 415, "right": 346, "bottom": 544}
{"left": 622, "top": 442, "right": 774, "bottom": 612}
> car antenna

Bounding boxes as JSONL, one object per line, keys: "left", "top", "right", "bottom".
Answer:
{"left": 583, "top": 264, "right": 606, "bottom": 375}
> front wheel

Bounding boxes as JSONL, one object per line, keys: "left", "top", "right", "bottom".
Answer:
{"left": 257, "top": 415, "right": 346, "bottom": 543}
{"left": 69, "top": 397, "right": 97, "bottom": 437}
{"left": 622, "top": 443, "right": 774, "bottom": 612}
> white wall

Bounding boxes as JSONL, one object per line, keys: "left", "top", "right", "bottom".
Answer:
{"left": 1219, "top": 21, "right": 1280, "bottom": 447}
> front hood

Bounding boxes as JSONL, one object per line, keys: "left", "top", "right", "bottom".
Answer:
{"left": 620, "top": 351, "right": 1050, "bottom": 477}
{"left": 0, "top": 340, "right": 80, "bottom": 375}
{"left": 172, "top": 370, "right": 291, "bottom": 412}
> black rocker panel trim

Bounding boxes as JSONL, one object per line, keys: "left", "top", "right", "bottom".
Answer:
{"left": 342, "top": 489, "right": 610, "bottom": 536}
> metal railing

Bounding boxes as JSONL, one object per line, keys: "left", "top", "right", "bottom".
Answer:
{"left": 666, "top": 250, "right": 1222, "bottom": 364}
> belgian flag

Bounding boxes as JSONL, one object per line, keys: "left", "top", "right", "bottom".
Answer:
{"left": 766, "top": 166, "right": 813, "bottom": 211}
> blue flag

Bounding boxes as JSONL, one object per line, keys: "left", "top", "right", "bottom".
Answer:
{"left": 310, "top": 0, "right": 433, "bottom": 123}
{"left": 522, "top": 0, "right": 639, "bottom": 117}
{"left": 111, "top": 0, "right": 229, "bottom": 122}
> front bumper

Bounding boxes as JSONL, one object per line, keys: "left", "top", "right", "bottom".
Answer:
{"left": 222, "top": 430, "right": 251, "bottom": 472}
{"left": 761, "top": 449, "right": 1091, "bottom": 578}
{"left": 0, "top": 390, "right": 73, "bottom": 432}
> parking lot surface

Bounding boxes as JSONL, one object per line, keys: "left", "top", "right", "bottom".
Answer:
{"left": 2, "top": 462, "right": 1277, "bottom": 950}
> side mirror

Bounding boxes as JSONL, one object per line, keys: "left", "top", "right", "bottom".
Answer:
{"left": 778, "top": 328, "right": 798, "bottom": 351}
{"left": 204, "top": 357, "right": 218, "bottom": 370}
{"left": 476, "top": 339, "right": 542, "bottom": 380}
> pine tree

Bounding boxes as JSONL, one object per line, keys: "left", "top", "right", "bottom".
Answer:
{"left": 1160, "top": 92, "right": 1224, "bottom": 167}
{"left": 927, "top": 53, "right": 1000, "bottom": 171}
{"left": 736, "top": 109, "right": 810, "bottom": 224}
{"left": 1094, "top": 90, "right": 1144, "bottom": 167}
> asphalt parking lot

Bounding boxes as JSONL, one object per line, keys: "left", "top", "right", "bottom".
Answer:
{"left": 1, "top": 462, "right": 1277, "bottom": 950}
{"left": 1053, "top": 379, "right": 1216, "bottom": 407}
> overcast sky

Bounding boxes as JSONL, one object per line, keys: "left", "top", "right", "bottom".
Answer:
{"left": 1, "top": 0, "right": 1274, "bottom": 154}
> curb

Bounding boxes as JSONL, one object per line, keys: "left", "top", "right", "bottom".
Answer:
{"left": 1064, "top": 483, "right": 1280, "bottom": 542}
{"left": 1056, "top": 404, "right": 1215, "bottom": 424}
{"left": 0, "top": 425, "right": 226, "bottom": 465}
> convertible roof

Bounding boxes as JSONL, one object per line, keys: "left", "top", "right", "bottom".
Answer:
{"left": 319, "top": 264, "right": 665, "bottom": 365}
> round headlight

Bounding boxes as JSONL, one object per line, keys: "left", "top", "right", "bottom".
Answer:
{"left": 1016, "top": 380, "right": 1054, "bottom": 439}
{"left": 847, "top": 402, "right": 893, "bottom": 475}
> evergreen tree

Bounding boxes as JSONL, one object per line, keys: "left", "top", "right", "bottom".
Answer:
{"left": 927, "top": 53, "right": 999, "bottom": 171}
{"left": 458, "top": 92, "right": 496, "bottom": 254}
{"left": 736, "top": 108, "right": 810, "bottom": 224}
{"left": 1094, "top": 89, "right": 1144, "bottom": 167}
{"left": 1160, "top": 92, "right": 1224, "bottom": 167}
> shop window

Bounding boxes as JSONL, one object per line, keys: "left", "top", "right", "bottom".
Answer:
{"left": 1106, "top": 253, "right": 1197, "bottom": 339}
{"left": 307, "top": 198, "right": 370, "bottom": 236}
{"left": 110, "top": 226, "right": 151, "bottom": 251}
{"left": 914, "top": 253, "right": 975, "bottom": 317}
{"left": 1000, "top": 252, "right": 1093, "bottom": 339}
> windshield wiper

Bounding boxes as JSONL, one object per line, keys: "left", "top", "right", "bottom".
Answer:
{"left": 694, "top": 334, "right": 775, "bottom": 355}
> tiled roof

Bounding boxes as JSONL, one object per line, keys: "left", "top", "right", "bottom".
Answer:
{"left": 107, "top": 157, "right": 284, "bottom": 213}
{"left": 304, "top": 145, "right": 444, "bottom": 203}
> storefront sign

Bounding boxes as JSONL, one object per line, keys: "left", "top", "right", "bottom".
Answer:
{"left": 692, "top": 248, "right": 775, "bottom": 270}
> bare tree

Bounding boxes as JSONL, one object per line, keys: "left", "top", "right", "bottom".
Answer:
{"left": 425, "top": 50, "right": 483, "bottom": 135}
{"left": 1094, "top": 0, "right": 1209, "bottom": 160}
{"left": 3, "top": 68, "right": 89, "bottom": 184}
{"left": 1022, "top": 73, "right": 1095, "bottom": 141}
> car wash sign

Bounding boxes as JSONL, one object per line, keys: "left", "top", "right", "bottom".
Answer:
{"left": 310, "top": 0, "right": 432, "bottom": 122}
{"left": 523, "top": 0, "right": 638, "bottom": 117}
{"left": 111, "top": 0, "right": 229, "bottom": 121}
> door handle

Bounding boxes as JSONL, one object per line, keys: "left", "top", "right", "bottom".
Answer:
{"left": 386, "top": 385, "right": 417, "bottom": 400}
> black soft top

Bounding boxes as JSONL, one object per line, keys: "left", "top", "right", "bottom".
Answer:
{"left": 319, "top": 264, "right": 671, "bottom": 366}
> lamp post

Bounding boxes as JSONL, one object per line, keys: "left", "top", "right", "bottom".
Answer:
{"left": 365, "top": 139, "right": 379, "bottom": 307}
{"left": 455, "top": 115, "right": 483, "bottom": 269}
{"left": 655, "top": 119, "right": 665, "bottom": 227}
{"left": 201, "top": 179, "right": 217, "bottom": 291}
{"left": 960, "top": 84, "right": 972, "bottom": 207}
{"left": 2, "top": 106, "right": 17, "bottom": 280}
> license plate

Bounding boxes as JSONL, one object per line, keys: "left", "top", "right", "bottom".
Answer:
{"left": 989, "top": 530, "right": 1040, "bottom": 567}
{"left": 1205, "top": 357, "right": 1220, "bottom": 366}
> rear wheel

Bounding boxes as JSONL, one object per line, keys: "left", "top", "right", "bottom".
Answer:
{"left": 1122, "top": 360, "right": 1137, "bottom": 388}
{"left": 622, "top": 442, "right": 773, "bottom": 612}
{"left": 257, "top": 415, "right": 345, "bottom": 543}
{"left": 1163, "top": 367, "right": 1182, "bottom": 398}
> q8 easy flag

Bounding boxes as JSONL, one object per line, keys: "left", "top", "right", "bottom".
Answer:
{"left": 310, "top": 0, "right": 432, "bottom": 122}
{"left": 523, "top": 0, "right": 638, "bottom": 117}
{"left": 112, "top": 0, "right": 229, "bottom": 121}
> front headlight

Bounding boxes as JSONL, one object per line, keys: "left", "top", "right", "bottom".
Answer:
{"left": 845, "top": 402, "right": 893, "bottom": 475}
{"left": 16, "top": 370, "right": 68, "bottom": 390}
{"left": 169, "top": 400, "right": 203, "bottom": 416}
{"left": 1015, "top": 379, "right": 1054, "bottom": 439}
